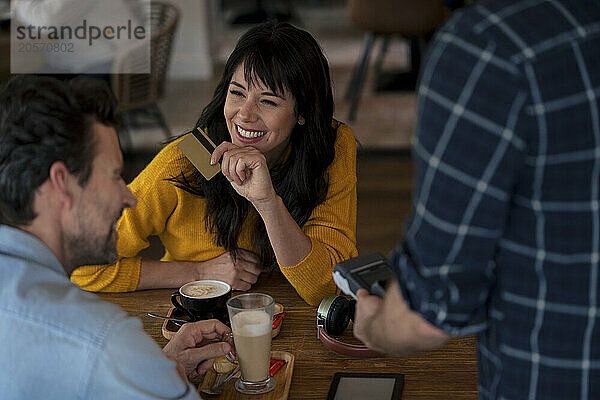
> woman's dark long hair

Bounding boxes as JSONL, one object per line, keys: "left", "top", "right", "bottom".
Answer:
{"left": 170, "top": 21, "right": 337, "bottom": 269}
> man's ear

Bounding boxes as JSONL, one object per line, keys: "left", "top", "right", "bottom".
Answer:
{"left": 47, "top": 161, "right": 75, "bottom": 209}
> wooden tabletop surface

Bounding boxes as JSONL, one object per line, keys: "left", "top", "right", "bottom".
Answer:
{"left": 99, "top": 270, "right": 478, "bottom": 399}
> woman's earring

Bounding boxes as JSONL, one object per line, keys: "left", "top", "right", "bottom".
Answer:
{"left": 298, "top": 117, "right": 305, "bottom": 126}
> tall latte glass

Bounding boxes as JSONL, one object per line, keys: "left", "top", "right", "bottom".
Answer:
{"left": 227, "top": 293, "right": 276, "bottom": 394}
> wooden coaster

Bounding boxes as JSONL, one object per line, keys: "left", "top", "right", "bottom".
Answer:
{"left": 199, "top": 351, "right": 294, "bottom": 399}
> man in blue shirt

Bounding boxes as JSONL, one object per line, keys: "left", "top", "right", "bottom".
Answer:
{"left": 353, "top": 1, "right": 600, "bottom": 399}
{"left": 0, "top": 75, "right": 231, "bottom": 399}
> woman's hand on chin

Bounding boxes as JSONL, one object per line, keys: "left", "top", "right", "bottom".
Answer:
{"left": 196, "top": 249, "right": 261, "bottom": 291}
{"left": 211, "top": 142, "right": 277, "bottom": 209}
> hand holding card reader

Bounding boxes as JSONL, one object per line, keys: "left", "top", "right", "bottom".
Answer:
{"left": 333, "top": 252, "right": 395, "bottom": 299}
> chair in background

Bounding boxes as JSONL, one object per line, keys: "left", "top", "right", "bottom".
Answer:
{"left": 111, "top": 1, "right": 179, "bottom": 150}
{"left": 345, "top": 0, "right": 448, "bottom": 121}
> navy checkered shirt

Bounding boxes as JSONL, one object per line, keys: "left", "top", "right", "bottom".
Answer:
{"left": 391, "top": 1, "right": 600, "bottom": 398}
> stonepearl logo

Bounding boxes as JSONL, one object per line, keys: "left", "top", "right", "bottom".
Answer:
{"left": 11, "top": 0, "right": 151, "bottom": 74}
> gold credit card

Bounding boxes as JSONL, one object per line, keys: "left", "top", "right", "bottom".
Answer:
{"left": 176, "top": 127, "right": 222, "bottom": 180}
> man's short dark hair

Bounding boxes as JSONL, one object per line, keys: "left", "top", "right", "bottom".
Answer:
{"left": 0, "top": 75, "right": 118, "bottom": 226}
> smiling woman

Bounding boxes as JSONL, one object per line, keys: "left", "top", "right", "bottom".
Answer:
{"left": 223, "top": 65, "right": 298, "bottom": 163}
{"left": 71, "top": 21, "right": 359, "bottom": 306}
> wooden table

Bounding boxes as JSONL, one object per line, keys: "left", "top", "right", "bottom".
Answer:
{"left": 99, "top": 270, "right": 478, "bottom": 399}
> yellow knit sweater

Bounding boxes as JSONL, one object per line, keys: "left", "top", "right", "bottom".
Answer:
{"left": 71, "top": 122, "right": 358, "bottom": 305}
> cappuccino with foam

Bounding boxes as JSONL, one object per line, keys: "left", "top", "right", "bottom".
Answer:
{"left": 181, "top": 281, "right": 229, "bottom": 298}
{"left": 171, "top": 280, "right": 231, "bottom": 322}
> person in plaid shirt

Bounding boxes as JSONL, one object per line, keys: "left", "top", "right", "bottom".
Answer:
{"left": 353, "top": 0, "right": 600, "bottom": 398}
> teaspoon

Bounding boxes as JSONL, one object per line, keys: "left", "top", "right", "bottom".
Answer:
{"left": 147, "top": 312, "right": 189, "bottom": 326}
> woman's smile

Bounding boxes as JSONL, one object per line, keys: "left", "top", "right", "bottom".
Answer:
{"left": 235, "top": 124, "right": 268, "bottom": 144}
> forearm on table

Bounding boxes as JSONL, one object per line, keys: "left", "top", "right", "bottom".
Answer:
{"left": 71, "top": 258, "right": 140, "bottom": 292}
{"left": 278, "top": 239, "right": 348, "bottom": 305}
{"left": 137, "top": 259, "right": 200, "bottom": 290}
{"left": 254, "top": 195, "right": 312, "bottom": 267}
